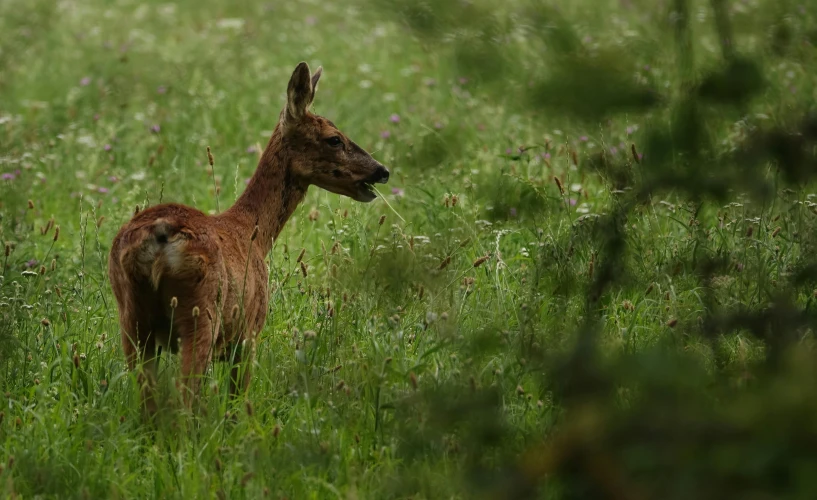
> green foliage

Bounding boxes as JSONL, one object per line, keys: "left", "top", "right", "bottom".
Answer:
{"left": 1, "top": 0, "right": 817, "bottom": 498}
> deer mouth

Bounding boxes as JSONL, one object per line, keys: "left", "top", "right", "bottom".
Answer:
{"left": 356, "top": 182, "right": 378, "bottom": 202}
{"left": 355, "top": 167, "right": 390, "bottom": 202}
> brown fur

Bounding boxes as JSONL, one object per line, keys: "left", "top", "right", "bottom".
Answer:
{"left": 108, "top": 62, "right": 389, "bottom": 414}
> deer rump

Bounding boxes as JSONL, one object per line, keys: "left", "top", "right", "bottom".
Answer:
{"left": 109, "top": 203, "right": 242, "bottom": 358}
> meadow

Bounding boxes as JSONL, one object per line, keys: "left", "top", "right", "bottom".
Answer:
{"left": 1, "top": 0, "right": 817, "bottom": 498}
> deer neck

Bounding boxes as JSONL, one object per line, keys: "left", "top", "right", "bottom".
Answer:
{"left": 228, "top": 128, "right": 307, "bottom": 254}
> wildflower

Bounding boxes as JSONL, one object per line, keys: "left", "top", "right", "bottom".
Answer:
{"left": 579, "top": 135, "right": 589, "bottom": 142}
{"left": 108, "top": 176, "right": 119, "bottom": 183}
{"left": 246, "top": 145, "right": 257, "bottom": 154}
{"left": 1, "top": 173, "right": 14, "bottom": 181}
{"left": 609, "top": 146, "right": 618, "bottom": 155}
{"left": 104, "top": 144, "right": 112, "bottom": 151}
{"left": 458, "top": 77, "right": 468, "bottom": 85}
{"left": 389, "top": 114, "right": 400, "bottom": 123}
{"left": 157, "top": 85, "right": 167, "bottom": 94}
{"left": 569, "top": 198, "right": 578, "bottom": 206}
{"left": 150, "top": 124, "right": 161, "bottom": 133}
{"left": 97, "top": 186, "right": 109, "bottom": 194}
{"left": 391, "top": 187, "right": 404, "bottom": 197}
{"left": 80, "top": 77, "right": 91, "bottom": 86}
{"left": 25, "top": 259, "right": 38, "bottom": 268}
{"left": 305, "top": 15, "right": 317, "bottom": 25}
{"left": 380, "top": 130, "right": 391, "bottom": 139}
{"left": 434, "top": 121, "right": 443, "bottom": 129}
{"left": 509, "top": 207, "right": 517, "bottom": 217}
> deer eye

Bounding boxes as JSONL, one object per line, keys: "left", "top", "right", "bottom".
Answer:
{"left": 324, "top": 136, "right": 343, "bottom": 147}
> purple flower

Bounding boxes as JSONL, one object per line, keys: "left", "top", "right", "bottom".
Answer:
{"left": 424, "top": 78, "right": 437, "bottom": 87}
{"left": 643, "top": 65, "right": 651, "bottom": 72}
{"left": 505, "top": 148, "right": 512, "bottom": 155}
{"left": 98, "top": 186, "right": 109, "bottom": 194}
{"left": 93, "top": 114, "right": 100, "bottom": 121}
{"left": 80, "top": 77, "right": 91, "bottom": 86}
{"left": 246, "top": 145, "right": 257, "bottom": 154}
{"left": 626, "top": 126, "right": 635, "bottom": 135}
{"left": 458, "top": 77, "right": 468, "bottom": 85}
{"left": 150, "top": 124, "right": 161, "bottom": 133}
{"left": 609, "top": 147, "right": 618, "bottom": 155}
{"left": 103, "top": 144, "right": 112, "bottom": 151}
{"left": 541, "top": 152, "right": 551, "bottom": 160}
{"left": 25, "top": 259, "right": 38, "bottom": 268}
{"left": 390, "top": 114, "right": 400, "bottom": 124}
{"left": 569, "top": 198, "right": 578, "bottom": 206}
{"left": 305, "top": 15, "right": 317, "bottom": 25}
{"left": 380, "top": 130, "right": 391, "bottom": 139}
{"left": 391, "top": 187, "right": 405, "bottom": 197}
{"left": 108, "top": 176, "right": 119, "bottom": 183}
{"left": 509, "top": 208, "right": 517, "bottom": 217}
{"left": 579, "top": 135, "right": 589, "bottom": 142}
{"left": 157, "top": 85, "right": 167, "bottom": 94}
{"left": 434, "top": 122, "right": 444, "bottom": 129}
{"left": 1, "top": 173, "right": 14, "bottom": 181}
{"left": 245, "top": 178, "right": 251, "bottom": 185}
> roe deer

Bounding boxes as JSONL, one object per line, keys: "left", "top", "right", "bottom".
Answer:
{"left": 108, "top": 62, "right": 389, "bottom": 414}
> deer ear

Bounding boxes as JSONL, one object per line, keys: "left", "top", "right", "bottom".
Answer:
{"left": 285, "top": 62, "right": 314, "bottom": 125}
{"left": 311, "top": 66, "right": 322, "bottom": 93}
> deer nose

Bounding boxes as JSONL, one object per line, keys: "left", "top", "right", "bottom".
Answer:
{"left": 375, "top": 165, "right": 390, "bottom": 184}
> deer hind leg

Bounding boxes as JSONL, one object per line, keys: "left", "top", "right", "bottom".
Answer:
{"left": 121, "top": 320, "right": 159, "bottom": 418}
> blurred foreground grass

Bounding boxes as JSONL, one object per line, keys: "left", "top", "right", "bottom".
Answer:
{"left": 1, "top": 0, "right": 817, "bottom": 498}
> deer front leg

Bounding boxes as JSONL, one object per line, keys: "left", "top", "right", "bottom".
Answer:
{"left": 177, "top": 313, "right": 218, "bottom": 411}
{"left": 228, "top": 336, "right": 256, "bottom": 400}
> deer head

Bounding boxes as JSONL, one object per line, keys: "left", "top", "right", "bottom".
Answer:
{"left": 279, "top": 62, "right": 390, "bottom": 202}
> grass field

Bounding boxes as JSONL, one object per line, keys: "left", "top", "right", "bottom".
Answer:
{"left": 2, "top": 0, "right": 817, "bottom": 498}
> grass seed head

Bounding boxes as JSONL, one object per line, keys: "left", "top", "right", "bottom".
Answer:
{"left": 296, "top": 248, "right": 306, "bottom": 263}
{"left": 273, "top": 425, "right": 281, "bottom": 438}
{"left": 772, "top": 226, "right": 781, "bottom": 238}
{"left": 207, "top": 146, "right": 214, "bottom": 167}
{"left": 41, "top": 318, "right": 50, "bottom": 327}
{"left": 231, "top": 304, "right": 240, "bottom": 320}
{"left": 554, "top": 176, "right": 564, "bottom": 195}
{"left": 192, "top": 306, "right": 200, "bottom": 317}
{"left": 96, "top": 216, "right": 105, "bottom": 228}
{"left": 4, "top": 243, "right": 10, "bottom": 257}
{"left": 473, "top": 255, "right": 490, "bottom": 267}
{"left": 746, "top": 225, "right": 754, "bottom": 238}
{"left": 170, "top": 296, "right": 178, "bottom": 309}
{"left": 73, "top": 353, "right": 80, "bottom": 368}
{"left": 39, "top": 265, "right": 46, "bottom": 275}
{"left": 631, "top": 143, "right": 641, "bottom": 164}
{"left": 50, "top": 259, "right": 56, "bottom": 271}
{"left": 53, "top": 225, "right": 60, "bottom": 242}
{"left": 438, "top": 255, "right": 451, "bottom": 270}
{"left": 379, "top": 214, "right": 386, "bottom": 225}
{"left": 300, "top": 261, "right": 308, "bottom": 277}
{"left": 409, "top": 372, "right": 418, "bottom": 390}
{"left": 667, "top": 318, "right": 678, "bottom": 328}
{"left": 27, "top": 199, "right": 34, "bottom": 209}
{"left": 245, "top": 400, "right": 254, "bottom": 417}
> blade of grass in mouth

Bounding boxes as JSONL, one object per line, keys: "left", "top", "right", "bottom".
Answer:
{"left": 370, "top": 185, "right": 406, "bottom": 223}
